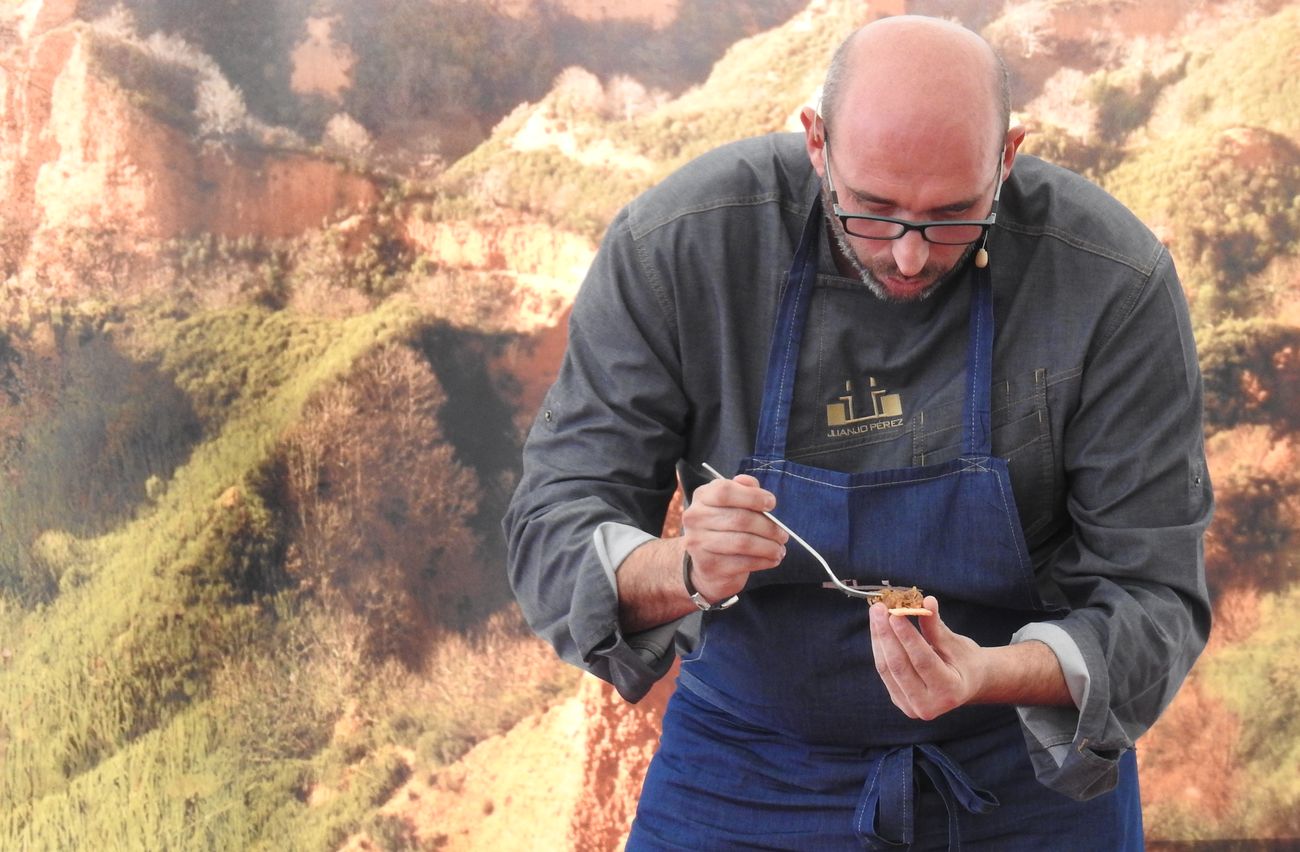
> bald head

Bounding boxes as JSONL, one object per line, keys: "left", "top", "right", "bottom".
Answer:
{"left": 820, "top": 16, "right": 1009, "bottom": 164}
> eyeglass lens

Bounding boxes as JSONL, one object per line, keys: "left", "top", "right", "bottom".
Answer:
{"left": 841, "top": 219, "right": 986, "bottom": 244}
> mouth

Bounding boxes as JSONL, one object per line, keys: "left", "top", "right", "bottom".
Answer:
{"left": 879, "top": 273, "right": 935, "bottom": 299}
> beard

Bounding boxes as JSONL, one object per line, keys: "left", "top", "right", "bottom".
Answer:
{"left": 818, "top": 177, "right": 975, "bottom": 303}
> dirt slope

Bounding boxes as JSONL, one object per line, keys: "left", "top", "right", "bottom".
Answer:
{"left": 345, "top": 670, "right": 677, "bottom": 851}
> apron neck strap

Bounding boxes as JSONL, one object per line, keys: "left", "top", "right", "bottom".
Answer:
{"left": 964, "top": 263, "right": 994, "bottom": 457}
{"left": 752, "top": 200, "right": 822, "bottom": 459}
{"left": 752, "top": 198, "right": 996, "bottom": 460}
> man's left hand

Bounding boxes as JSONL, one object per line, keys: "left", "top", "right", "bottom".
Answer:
{"left": 869, "top": 597, "right": 1075, "bottom": 717}
{"left": 868, "top": 596, "right": 985, "bottom": 720}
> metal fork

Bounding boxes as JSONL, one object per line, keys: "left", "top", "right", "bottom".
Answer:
{"left": 699, "top": 463, "right": 894, "bottom": 601}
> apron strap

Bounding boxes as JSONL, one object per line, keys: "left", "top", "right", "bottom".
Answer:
{"left": 752, "top": 199, "right": 823, "bottom": 460}
{"left": 964, "top": 264, "right": 995, "bottom": 457}
{"left": 855, "top": 743, "right": 999, "bottom": 851}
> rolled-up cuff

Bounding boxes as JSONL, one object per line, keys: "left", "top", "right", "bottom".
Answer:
{"left": 585, "top": 617, "right": 683, "bottom": 702}
{"left": 1011, "top": 621, "right": 1089, "bottom": 762}
{"left": 593, "top": 522, "right": 659, "bottom": 589}
{"left": 1010, "top": 621, "right": 1124, "bottom": 800}
{"left": 1012, "top": 621, "right": 1134, "bottom": 800}
{"left": 584, "top": 523, "right": 684, "bottom": 701}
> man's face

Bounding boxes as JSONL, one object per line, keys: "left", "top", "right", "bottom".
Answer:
{"left": 817, "top": 169, "right": 978, "bottom": 303}
{"left": 804, "top": 18, "right": 1015, "bottom": 303}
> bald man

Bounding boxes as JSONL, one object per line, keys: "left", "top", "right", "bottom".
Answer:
{"left": 505, "top": 15, "right": 1211, "bottom": 850}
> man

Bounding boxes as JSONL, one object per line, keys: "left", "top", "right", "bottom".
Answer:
{"left": 504, "top": 15, "right": 1212, "bottom": 850}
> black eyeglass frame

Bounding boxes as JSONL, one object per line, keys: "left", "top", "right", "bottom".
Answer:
{"left": 821, "top": 128, "right": 1005, "bottom": 246}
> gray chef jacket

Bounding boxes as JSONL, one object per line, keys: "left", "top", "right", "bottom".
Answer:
{"left": 503, "top": 132, "right": 1213, "bottom": 800}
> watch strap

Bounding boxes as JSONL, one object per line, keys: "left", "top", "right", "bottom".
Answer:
{"left": 682, "top": 551, "right": 739, "bottom": 611}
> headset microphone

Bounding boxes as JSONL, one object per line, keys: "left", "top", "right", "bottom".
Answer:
{"left": 975, "top": 150, "right": 1006, "bottom": 270}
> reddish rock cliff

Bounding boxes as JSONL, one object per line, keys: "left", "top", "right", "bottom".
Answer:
{"left": 1, "top": 6, "right": 378, "bottom": 294}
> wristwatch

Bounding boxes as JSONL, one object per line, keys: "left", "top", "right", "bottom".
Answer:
{"left": 682, "top": 551, "right": 739, "bottom": 611}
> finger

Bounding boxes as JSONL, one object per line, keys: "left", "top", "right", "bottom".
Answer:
{"left": 683, "top": 503, "right": 788, "bottom": 554}
{"left": 683, "top": 543, "right": 779, "bottom": 603}
{"left": 687, "top": 504, "right": 788, "bottom": 542}
{"left": 876, "top": 660, "right": 915, "bottom": 718}
{"left": 696, "top": 531, "right": 786, "bottom": 569}
{"left": 684, "top": 520, "right": 787, "bottom": 593}
{"left": 697, "top": 476, "right": 778, "bottom": 514}
{"left": 883, "top": 602, "right": 966, "bottom": 712}
{"left": 893, "top": 602, "right": 966, "bottom": 684}
{"left": 916, "top": 596, "right": 950, "bottom": 649}
{"left": 884, "top": 610, "right": 941, "bottom": 693}
{"left": 870, "top": 603, "right": 921, "bottom": 717}
{"left": 685, "top": 493, "right": 788, "bottom": 553}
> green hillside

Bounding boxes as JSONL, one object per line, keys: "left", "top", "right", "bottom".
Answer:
{"left": 0, "top": 295, "right": 577, "bottom": 847}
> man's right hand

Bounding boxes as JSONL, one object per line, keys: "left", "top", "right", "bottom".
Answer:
{"left": 679, "top": 474, "right": 788, "bottom": 603}
{"left": 616, "top": 474, "right": 787, "bottom": 632}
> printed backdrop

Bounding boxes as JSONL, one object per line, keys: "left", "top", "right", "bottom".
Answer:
{"left": 0, "top": 0, "right": 1297, "bottom": 848}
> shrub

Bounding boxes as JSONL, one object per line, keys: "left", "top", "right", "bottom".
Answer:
{"left": 1197, "top": 318, "right": 1300, "bottom": 436}
{"left": 323, "top": 113, "right": 375, "bottom": 162}
{"left": 1105, "top": 127, "right": 1300, "bottom": 320}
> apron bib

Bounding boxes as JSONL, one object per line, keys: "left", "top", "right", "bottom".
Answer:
{"left": 678, "top": 197, "right": 1047, "bottom": 746}
{"left": 631, "top": 201, "right": 1143, "bottom": 850}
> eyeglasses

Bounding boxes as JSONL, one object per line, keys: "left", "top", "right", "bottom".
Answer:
{"left": 822, "top": 129, "right": 1004, "bottom": 246}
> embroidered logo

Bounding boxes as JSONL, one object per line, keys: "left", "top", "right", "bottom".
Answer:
{"left": 826, "top": 378, "right": 904, "bottom": 438}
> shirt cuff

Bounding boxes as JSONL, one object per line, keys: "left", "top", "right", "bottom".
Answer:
{"left": 589, "top": 522, "right": 683, "bottom": 696}
{"left": 1010, "top": 621, "right": 1090, "bottom": 768}
{"left": 593, "top": 521, "right": 659, "bottom": 588}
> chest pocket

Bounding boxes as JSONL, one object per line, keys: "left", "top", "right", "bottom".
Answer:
{"left": 912, "top": 367, "right": 1057, "bottom": 544}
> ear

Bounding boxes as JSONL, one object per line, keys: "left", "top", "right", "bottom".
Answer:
{"left": 801, "top": 106, "right": 825, "bottom": 176}
{"left": 1001, "top": 124, "right": 1028, "bottom": 180}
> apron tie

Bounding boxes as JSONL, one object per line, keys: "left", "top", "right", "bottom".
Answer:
{"left": 855, "top": 743, "right": 999, "bottom": 850}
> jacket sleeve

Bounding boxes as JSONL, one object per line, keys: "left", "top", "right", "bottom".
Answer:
{"left": 502, "top": 207, "right": 689, "bottom": 702}
{"left": 1023, "top": 245, "right": 1214, "bottom": 799}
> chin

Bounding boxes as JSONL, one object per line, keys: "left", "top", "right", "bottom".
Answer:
{"left": 860, "top": 248, "right": 975, "bottom": 304}
{"left": 871, "top": 273, "right": 942, "bottom": 303}
{"left": 854, "top": 263, "right": 950, "bottom": 303}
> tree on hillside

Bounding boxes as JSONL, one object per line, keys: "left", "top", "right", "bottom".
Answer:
{"left": 331, "top": 0, "right": 559, "bottom": 150}
{"left": 278, "top": 341, "right": 486, "bottom": 666}
{"left": 1197, "top": 318, "right": 1300, "bottom": 436}
{"left": 1104, "top": 127, "right": 1300, "bottom": 319}
{"left": 81, "top": 0, "right": 311, "bottom": 129}
{"left": 1204, "top": 465, "right": 1300, "bottom": 597}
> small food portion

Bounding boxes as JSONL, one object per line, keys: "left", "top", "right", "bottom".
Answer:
{"left": 879, "top": 585, "right": 931, "bottom": 617}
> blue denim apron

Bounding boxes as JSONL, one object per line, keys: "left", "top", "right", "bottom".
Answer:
{"left": 628, "top": 202, "right": 1143, "bottom": 850}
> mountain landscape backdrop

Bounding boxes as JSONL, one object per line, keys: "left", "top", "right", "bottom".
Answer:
{"left": 1, "top": 0, "right": 1298, "bottom": 848}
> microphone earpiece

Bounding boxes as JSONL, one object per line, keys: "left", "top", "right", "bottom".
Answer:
{"left": 975, "top": 247, "right": 989, "bottom": 269}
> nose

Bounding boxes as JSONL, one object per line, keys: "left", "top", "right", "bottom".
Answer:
{"left": 891, "top": 230, "right": 930, "bottom": 277}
